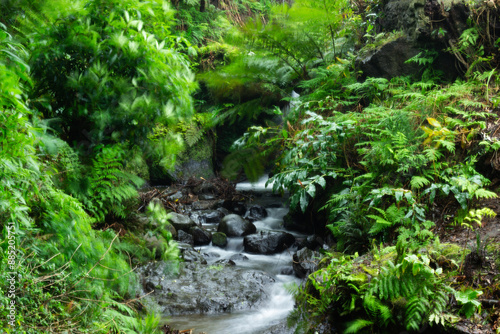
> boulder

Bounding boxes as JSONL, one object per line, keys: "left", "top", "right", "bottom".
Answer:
{"left": 181, "top": 248, "right": 206, "bottom": 263}
{"left": 298, "top": 235, "right": 324, "bottom": 251}
{"left": 244, "top": 204, "right": 268, "bottom": 222}
{"left": 200, "top": 210, "right": 225, "bottom": 224}
{"left": 164, "top": 223, "right": 177, "bottom": 239}
{"left": 138, "top": 261, "right": 275, "bottom": 315}
{"left": 358, "top": 0, "right": 471, "bottom": 80}
{"left": 212, "top": 232, "right": 228, "bottom": 248}
{"left": 169, "top": 135, "right": 215, "bottom": 182}
{"left": 168, "top": 212, "right": 197, "bottom": 232}
{"left": 229, "top": 253, "right": 249, "bottom": 262}
{"left": 189, "top": 226, "right": 212, "bottom": 246}
{"left": 243, "top": 231, "right": 295, "bottom": 254}
{"left": 223, "top": 200, "right": 247, "bottom": 215}
{"left": 357, "top": 37, "right": 422, "bottom": 80}
{"left": 177, "top": 230, "right": 194, "bottom": 246}
{"left": 293, "top": 247, "right": 323, "bottom": 279}
{"left": 217, "top": 214, "right": 256, "bottom": 237}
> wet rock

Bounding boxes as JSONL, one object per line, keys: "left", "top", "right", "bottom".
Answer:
{"left": 177, "top": 230, "right": 194, "bottom": 246}
{"left": 243, "top": 231, "right": 295, "bottom": 254}
{"left": 223, "top": 200, "right": 247, "bottom": 215}
{"left": 189, "top": 211, "right": 206, "bottom": 225}
{"left": 293, "top": 247, "right": 323, "bottom": 279}
{"left": 280, "top": 267, "right": 294, "bottom": 275}
{"left": 201, "top": 210, "right": 225, "bottom": 224}
{"left": 298, "top": 235, "right": 324, "bottom": 251}
{"left": 212, "top": 232, "right": 228, "bottom": 248}
{"left": 164, "top": 223, "right": 177, "bottom": 239}
{"left": 138, "top": 261, "right": 275, "bottom": 315}
{"left": 217, "top": 214, "right": 256, "bottom": 237}
{"left": 357, "top": 37, "right": 422, "bottom": 80}
{"left": 169, "top": 135, "right": 215, "bottom": 182}
{"left": 217, "top": 207, "right": 230, "bottom": 216}
{"left": 229, "top": 253, "right": 249, "bottom": 262}
{"left": 214, "top": 259, "right": 236, "bottom": 266}
{"left": 202, "top": 252, "right": 220, "bottom": 260}
{"left": 189, "top": 226, "right": 212, "bottom": 246}
{"left": 168, "top": 212, "right": 197, "bottom": 232}
{"left": 181, "top": 248, "right": 206, "bottom": 264}
{"left": 244, "top": 204, "right": 268, "bottom": 222}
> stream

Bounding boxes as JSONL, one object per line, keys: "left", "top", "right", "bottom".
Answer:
{"left": 165, "top": 176, "right": 305, "bottom": 334}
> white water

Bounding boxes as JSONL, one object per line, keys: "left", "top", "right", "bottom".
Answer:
{"left": 235, "top": 175, "right": 275, "bottom": 192}
{"left": 166, "top": 178, "right": 303, "bottom": 334}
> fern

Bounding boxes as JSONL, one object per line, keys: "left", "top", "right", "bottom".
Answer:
{"left": 368, "top": 254, "right": 453, "bottom": 331}
{"left": 77, "top": 145, "right": 144, "bottom": 221}
{"left": 184, "top": 123, "right": 205, "bottom": 147}
{"left": 344, "top": 319, "right": 374, "bottom": 334}
{"left": 410, "top": 175, "right": 430, "bottom": 190}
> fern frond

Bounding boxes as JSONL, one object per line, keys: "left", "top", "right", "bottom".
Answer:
{"left": 411, "top": 176, "right": 430, "bottom": 190}
{"left": 344, "top": 319, "right": 374, "bottom": 334}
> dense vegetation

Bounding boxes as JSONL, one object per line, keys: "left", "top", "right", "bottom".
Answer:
{"left": 2, "top": 0, "right": 500, "bottom": 333}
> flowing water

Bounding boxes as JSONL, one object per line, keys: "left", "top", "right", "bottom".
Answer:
{"left": 166, "top": 176, "right": 303, "bottom": 334}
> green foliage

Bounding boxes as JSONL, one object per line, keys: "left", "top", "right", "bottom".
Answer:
{"left": 29, "top": 0, "right": 196, "bottom": 157}
{"left": 455, "top": 288, "right": 483, "bottom": 319}
{"left": 77, "top": 145, "right": 144, "bottom": 221}
{"left": 0, "top": 11, "right": 175, "bottom": 334}
{"left": 290, "top": 248, "right": 477, "bottom": 334}
{"left": 146, "top": 201, "right": 180, "bottom": 261}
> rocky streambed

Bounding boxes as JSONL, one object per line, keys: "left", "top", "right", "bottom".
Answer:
{"left": 137, "top": 177, "right": 326, "bottom": 334}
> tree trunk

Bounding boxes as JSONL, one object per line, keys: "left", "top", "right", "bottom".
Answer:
{"left": 200, "top": 0, "right": 206, "bottom": 12}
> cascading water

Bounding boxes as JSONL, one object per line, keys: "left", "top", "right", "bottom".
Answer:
{"left": 166, "top": 176, "right": 304, "bottom": 334}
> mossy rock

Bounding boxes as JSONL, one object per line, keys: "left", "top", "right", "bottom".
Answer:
{"left": 171, "top": 134, "right": 215, "bottom": 181}
{"left": 212, "top": 232, "right": 228, "bottom": 248}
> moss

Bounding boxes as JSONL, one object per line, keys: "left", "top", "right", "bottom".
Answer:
{"left": 357, "top": 31, "right": 406, "bottom": 59}
{"left": 176, "top": 134, "right": 214, "bottom": 164}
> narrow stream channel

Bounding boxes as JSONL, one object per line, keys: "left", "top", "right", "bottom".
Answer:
{"left": 166, "top": 176, "right": 304, "bottom": 334}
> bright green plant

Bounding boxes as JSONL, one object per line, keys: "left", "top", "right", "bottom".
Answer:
{"left": 29, "top": 0, "right": 196, "bottom": 161}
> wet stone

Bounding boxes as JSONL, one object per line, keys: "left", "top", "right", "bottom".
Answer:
{"left": 217, "top": 214, "right": 256, "bottom": 237}
{"left": 137, "top": 261, "right": 275, "bottom": 315}
{"left": 177, "top": 230, "right": 194, "bottom": 246}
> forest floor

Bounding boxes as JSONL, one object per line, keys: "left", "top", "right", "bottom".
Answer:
{"left": 434, "top": 197, "right": 500, "bottom": 333}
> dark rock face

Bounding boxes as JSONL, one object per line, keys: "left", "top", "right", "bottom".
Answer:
{"left": 298, "top": 235, "right": 324, "bottom": 251}
{"left": 212, "top": 232, "right": 228, "bottom": 248}
{"left": 223, "top": 200, "right": 247, "bottom": 215}
{"left": 169, "top": 212, "right": 197, "bottom": 232}
{"left": 357, "top": 38, "right": 422, "bottom": 80}
{"left": 177, "top": 230, "right": 194, "bottom": 246}
{"left": 217, "top": 214, "right": 256, "bottom": 237}
{"left": 138, "top": 261, "right": 275, "bottom": 315}
{"left": 293, "top": 248, "right": 322, "bottom": 279}
{"left": 244, "top": 204, "right": 268, "bottom": 222}
{"left": 189, "top": 226, "right": 212, "bottom": 246}
{"left": 243, "top": 231, "right": 295, "bottom": 254}
{"left": 363, "top": 0, "right": 471, "bottom": 80}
